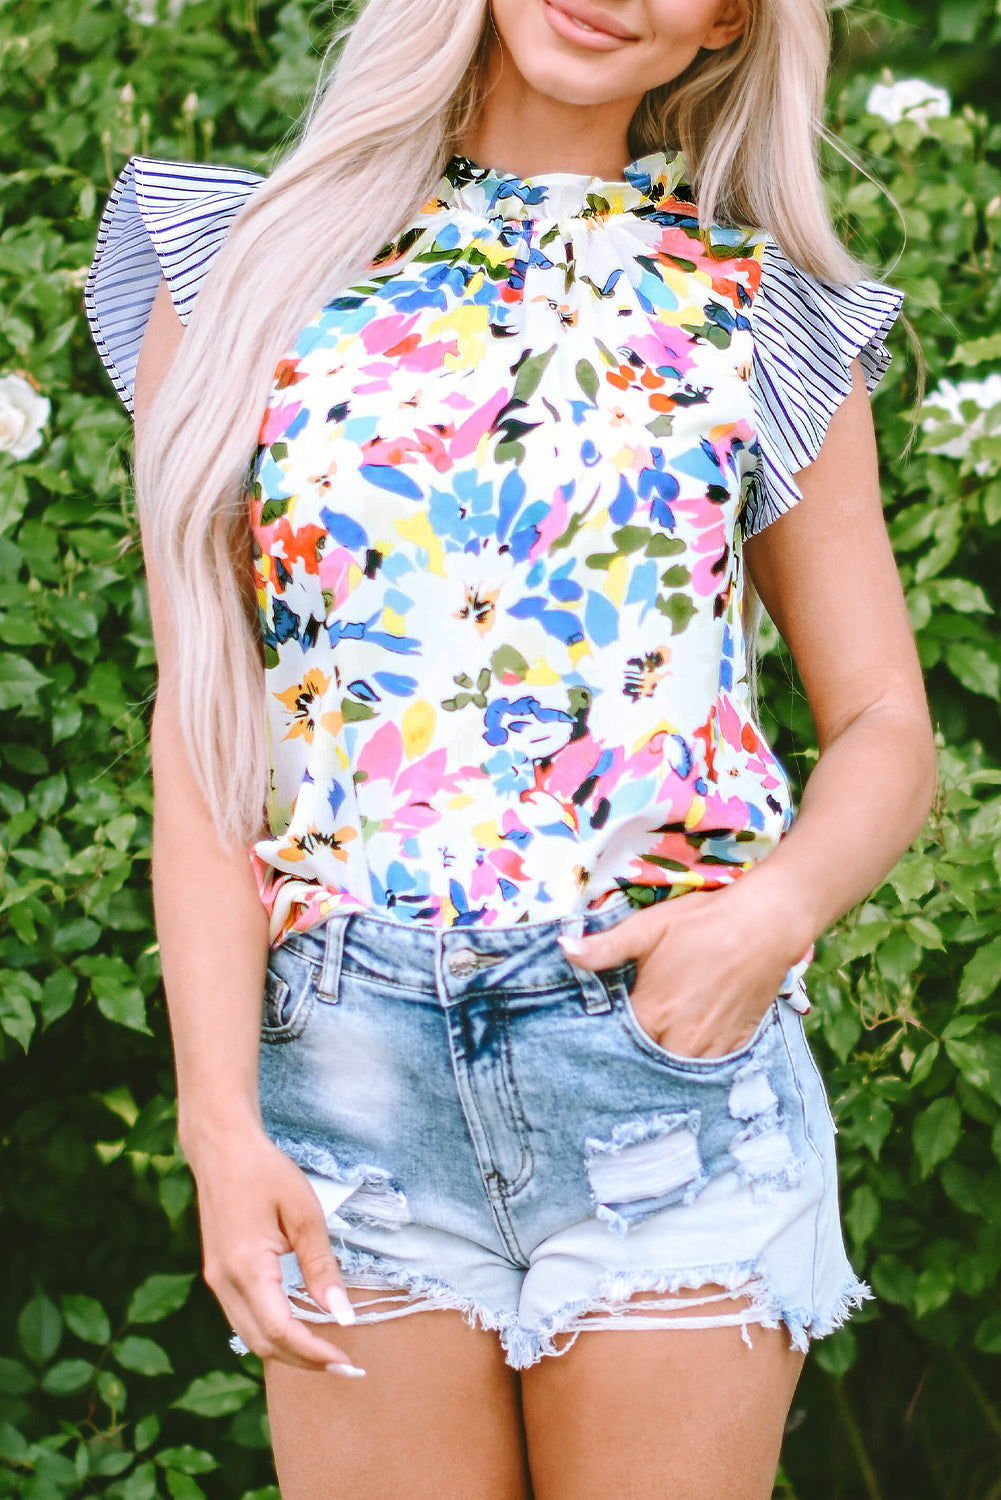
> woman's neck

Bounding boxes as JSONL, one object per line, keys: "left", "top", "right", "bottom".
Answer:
{"left": 457, "top": 42, "right": 640, "bottom": 179}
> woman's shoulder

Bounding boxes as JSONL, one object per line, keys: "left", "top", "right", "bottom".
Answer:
{"left": 84, "top": 154, "right": 266, "bottom": 415}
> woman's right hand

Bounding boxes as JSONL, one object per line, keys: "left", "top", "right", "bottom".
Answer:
{"left": 187, "top": 1122, "right": 365, "bottom": 1376}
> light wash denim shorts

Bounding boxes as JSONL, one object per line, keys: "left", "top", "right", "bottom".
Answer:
{"left": 230, "top": 900, "right": 871, "bottom": 1368}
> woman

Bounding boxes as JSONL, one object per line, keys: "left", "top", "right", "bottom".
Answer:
{"left": 86, "top": 0, "right": 936, "bottom": 1494}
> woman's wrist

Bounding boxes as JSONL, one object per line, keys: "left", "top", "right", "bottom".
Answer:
{"left": 721, "top": 860, "right": 819, "bottom": 976}
{"left": 178, "top": 1100, "right": 268, "bottom": 1173}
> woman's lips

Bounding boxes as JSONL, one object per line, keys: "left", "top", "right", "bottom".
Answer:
{"left": 541, "top": 0, "right": 639, "bottom": 51}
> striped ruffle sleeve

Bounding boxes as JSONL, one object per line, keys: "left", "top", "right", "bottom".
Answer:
{"left": 743, "top": 241, "right": 904, "bottom": 539}
{"left": 84, "top": 155, "right": 265, "bottom": 416}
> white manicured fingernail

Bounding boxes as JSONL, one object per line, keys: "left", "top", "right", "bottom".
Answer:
{"left": 326, "top": 1361, "right": 366, "bottom": 1378}
{"left": 324, "top": 1286, "right": 356, "bottom": 1326}
{"left": 558, "top": 936, "right": 585, "bottom": 959}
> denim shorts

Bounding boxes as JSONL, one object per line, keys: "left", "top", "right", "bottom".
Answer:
{"left": 229, "top": 900, "right": 871, "bottom": 1369}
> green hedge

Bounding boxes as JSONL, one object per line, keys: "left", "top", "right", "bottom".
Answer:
{"left": 1, "top": 1, "right": 1000, "bottom": 1496}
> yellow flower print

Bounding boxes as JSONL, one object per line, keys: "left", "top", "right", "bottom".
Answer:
{"left": 275, "top": 668, "right": 331, "bottom": 743}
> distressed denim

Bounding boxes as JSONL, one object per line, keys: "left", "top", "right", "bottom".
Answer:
{"left": 230, "top": 900, "right": 871, "bottom": 1367}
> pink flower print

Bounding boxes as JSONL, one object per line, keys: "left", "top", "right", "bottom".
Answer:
{"left": 690, "top": 515, "right": 727, "bottom": 598}
{"left": 318, "top": 545, "right": 364, "bottom": 610}
{"left": 258, "top": 399, "right": 304, "bottom": 447}
{"left": 655, "top": 226, "right": 762, "bottom": 308}
{"left": 716, "top": 695, "right": 784, "bottom": 791}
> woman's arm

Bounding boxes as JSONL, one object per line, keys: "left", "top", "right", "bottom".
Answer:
{"left": 561, "top": 360, "right": 937, "bottom": 1056}
{"left": 134, "top": 279, "right": 358, "bottom": 1371}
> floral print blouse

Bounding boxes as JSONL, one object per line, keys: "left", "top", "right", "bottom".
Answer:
{"left": 86, "top": 150, "right": 903, "bottom": 949}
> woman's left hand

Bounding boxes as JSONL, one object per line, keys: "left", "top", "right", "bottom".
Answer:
{"left": 558, "top": 880, "right": 806, "bottom": 1060}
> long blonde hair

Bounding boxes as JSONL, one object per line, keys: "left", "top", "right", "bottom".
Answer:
{"left": 134, "top": 0, "right": 860, "bottom": 847}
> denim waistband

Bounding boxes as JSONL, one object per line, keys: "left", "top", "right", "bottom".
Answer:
{"left": 279, "top": 896, "right": 636, "bottom": 1011}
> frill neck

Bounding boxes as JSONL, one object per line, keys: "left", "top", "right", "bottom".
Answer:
{"left": 433, "top": 148, "right": 688, "bottom": 224}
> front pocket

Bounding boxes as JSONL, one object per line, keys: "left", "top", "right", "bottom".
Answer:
{"left": 603, "top": 967, "right": 779, "bottom": 1072}
{"left": 260, "top": 955, "right": 317, "bottom": 1044}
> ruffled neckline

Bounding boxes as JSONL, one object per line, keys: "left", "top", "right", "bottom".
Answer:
{"left": 432, "top": 148, "right": 689, "bottom": 224}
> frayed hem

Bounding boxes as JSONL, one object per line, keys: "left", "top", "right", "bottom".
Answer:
{"left": 228, "top": 1246, "right": 521, "bottom": 1359}
{"left": 504, "top": 1263, "right": 876, "bottom": 1368}
{"left": 228, "top": 1254, "right": 875, "bottom": 1369}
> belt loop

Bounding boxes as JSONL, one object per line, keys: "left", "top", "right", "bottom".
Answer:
{"left": 317, "top": 912, "right": 349, "bottom": 1003}
{"left": 560, "top": 911, "right": 612, "bottom": 1016}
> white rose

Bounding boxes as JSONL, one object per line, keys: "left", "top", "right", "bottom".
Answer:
{"left": 125, "top": 0, "right": 187, "bottom": 22}
{"left": 922, "top": 374, "right": 1001, "bottom": 475}
{"left": 866, "top": 78, "right": 952, "bottom": 127}
{"left": 0, "top": 371, "right": 51, "bottom": 461}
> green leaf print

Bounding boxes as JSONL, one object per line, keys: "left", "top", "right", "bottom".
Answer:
{"left": 647, "top": 414, "right": 675, "bottom": 437}
{"left": 643, "top": 854, "right": 694, "bottom": 873}
{"left": 583, "top": 192, "right": 612, "bottom": 217}
{"left": 489, "top": 645, "right": 530, "bottom": 682}
{"left": 659, "top": 565, "right": 691, "bottom": 587}
{"left": 341, "top": 699, "right": 376, "bottom": 723}
{"left": 258, "top": 495, "right": 291, "bottom": 524}
{"left": 575, "top": 360, "right": 599, "bottom": 403}
{"left": 511, "top": 344, "right": 557, "bottom": 402}
{"left": 645, "top": 534, "right": 686, "bottom": 557}
{"left": 656, "top": 593, "right": 698, "bottom": 633}
{"left": 611, "top": 525, "right": 651, "bottom": 554}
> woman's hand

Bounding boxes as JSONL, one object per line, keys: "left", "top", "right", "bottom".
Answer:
{"left": 186, "top": 1123, "right": 365, "bottom": 1376}
{"left": 559, "top": 878, "right": 804, "bottom": 1059}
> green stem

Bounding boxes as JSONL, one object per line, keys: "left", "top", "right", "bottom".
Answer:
{"left": 948, "top": 1350, "right": 1001, "bottom": 1446}
{"left": 831, "top": 1375, "right": 884, "bottom": 1500}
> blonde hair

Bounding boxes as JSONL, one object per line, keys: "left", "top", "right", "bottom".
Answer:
{"left": 134, "top": 0, "right": 861, "bottom": 847}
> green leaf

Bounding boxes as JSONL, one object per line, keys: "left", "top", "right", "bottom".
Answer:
{"left": 154, "top": 1447, "right": 219, "bottom": 1474}
{"left": 944, "top": 1037, "right": 1001, "bottom": 1102}
{"left": 943, "top": 642, "right": 1000, "bottom": 699}
{"left": 875, "top": 929, "right": 922, "bottom": 987}
{"left": 811, "top": 1327, "right": 857, "bottom": 1376}
{"left": 40, "top": 1358, "right": 94, "bottom": 1395}
{"left": 126, "top": 1274, "right": 195, "bottom": 1325}
{"left": 844, "top": 1184, "right": 880, "bottom": 1247}
{"left": 0, "top": 1357, "right": 35, "bottom": 1395}
{"left": 974, "top": 1311, "right": 1001, "bottom": 1354}
{"left": 0, "top": 1421, "right": 30, "bottom": 1466}
{"left": 959, "top": 938, "right": 1001, "bottom": 1007}
{"left": 0, "top": 657, "right": 50, "bottom": 713}
{"left": 913, "top": 1097, "right": 962, "bottom": 1177}
{"left": 0, "top": 985, "right": 36, "bottom": 1052}
{"left": 18, "top": 1291, "right": 62, "bottom": 1364}
{"left": 954, "top": 332, "right": 1001, "bottom": 365}
{"left": 61, "top": 1294, "right": 110, "bottom": 1345}
{"left": 113, "top": 1336, "right": 173, "bottom": 1376}
{"left": 133, "top": 1415, "right": 161, "bottom": 1453}
{"left": 870, "top": 1254, "right": 916, "bottom": 1308}
{"left": 171, "top": 1371, "right": 258, "bottom": 1417}
{"left": 165, "top": 1473, "right": 206, "bottom": 1500}
{"left": 913, "top": 1265, "right": 954, "bottom": 1318}
{"left": 107, "top": 1460, "right": 158, "bottom": 1500}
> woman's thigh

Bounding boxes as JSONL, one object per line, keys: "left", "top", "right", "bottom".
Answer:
{"left": 520, "top": 1288, "right": 806, "bottom": 1500}
{"left": 264, "top": 1307, "right": 532, "bottom": 1500}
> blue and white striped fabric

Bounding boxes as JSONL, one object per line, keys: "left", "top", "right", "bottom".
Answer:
{"left": 744, "top": 241, "right": 904, "bottom": 537}
{"left": 85, "top": 154, "right": 903, "bottom": 535}
{"left": 84, "top": 155, "right": 264, "bottom": 416}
